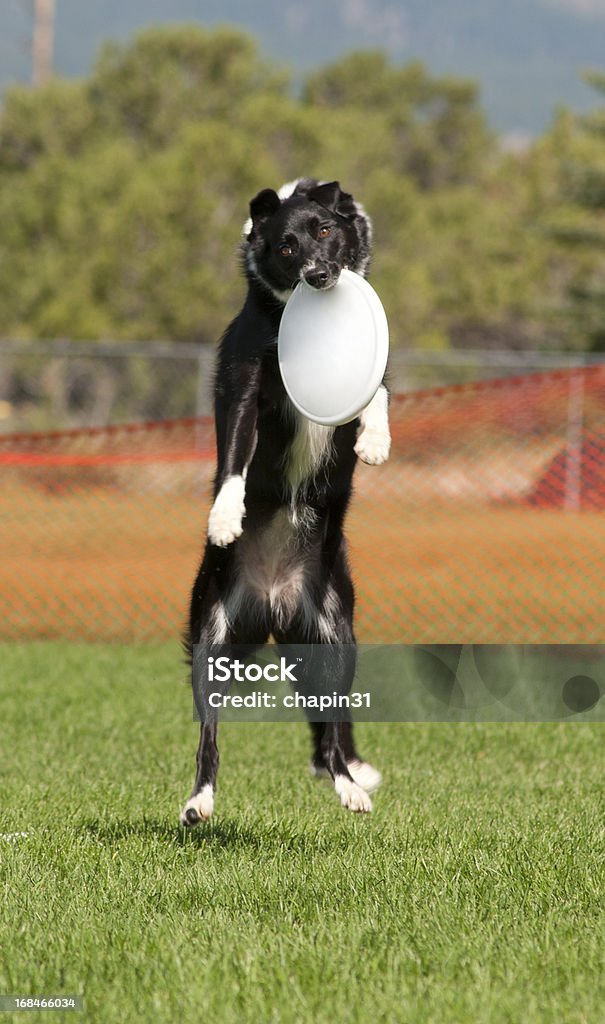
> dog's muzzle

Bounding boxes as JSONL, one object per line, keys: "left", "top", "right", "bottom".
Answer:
{"left": 303, "top": 263, "right": 340, "bottom": 290}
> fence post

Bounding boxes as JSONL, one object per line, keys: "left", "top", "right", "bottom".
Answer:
{"left": 194, "top": 346, "right": 214, "bottom": 498}
{"left": 564, "top": 368, "right": 585, "bottom": 513}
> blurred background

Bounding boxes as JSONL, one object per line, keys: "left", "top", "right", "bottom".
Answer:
{"left": 2, "top": 1, "right": 605, "bottom": 427}
{"left": 1, "top": 1, "right": 604, "bottom": 644}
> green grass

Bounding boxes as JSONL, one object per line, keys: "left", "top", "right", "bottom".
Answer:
{"left": 1, "top": 642, "right": 603, "bottom": 1024}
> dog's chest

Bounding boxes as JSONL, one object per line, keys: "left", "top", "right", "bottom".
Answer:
{"left": 284, "top": 402, "right": 334, "bottom": 495}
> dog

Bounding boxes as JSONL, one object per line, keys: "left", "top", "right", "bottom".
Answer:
{"left": 180, "top": 178, "right": 390, "bottom": 824}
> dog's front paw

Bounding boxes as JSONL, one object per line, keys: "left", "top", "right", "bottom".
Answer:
{"left": 180, "top": 785, "right": 214, "bottom": 827}
{"left": 355, "top": 427, "right": 391, "bottom": 465}
{"left": 208, "top": 475, "right": 246, "bottom": 547}
{"left": 334, "top": 775, "right": 372, "bottom": 813}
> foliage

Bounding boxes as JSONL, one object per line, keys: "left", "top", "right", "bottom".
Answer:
{"left": 536, "top": 74, "right": 605, "bottom": 351}
{"left": 304, "top": 53, "right": 490, "bottom": 190}
{"left": 0, "top": 23, "right": 604, "bottom": 350}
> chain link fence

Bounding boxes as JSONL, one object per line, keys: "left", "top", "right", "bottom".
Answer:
{"left": 1, "top": 348, "right": 603, "bottom": 644}
{"left": 1, "top": 339, "right": 602, "bottom": 432}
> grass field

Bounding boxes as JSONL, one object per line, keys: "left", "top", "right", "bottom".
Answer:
{"left": 1, "top": 642, "right": 603, "bottom": 1024}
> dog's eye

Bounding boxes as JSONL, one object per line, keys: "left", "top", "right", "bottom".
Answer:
{"left": 280, "top": 244, "right": 293, "bottom": 257}
{"left": 319, "top": 226, "right": 331, "bottom": 238}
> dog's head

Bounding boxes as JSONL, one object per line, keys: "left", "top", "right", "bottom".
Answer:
{"left": 243, "top": 179, "right": 372, "bottom": 302}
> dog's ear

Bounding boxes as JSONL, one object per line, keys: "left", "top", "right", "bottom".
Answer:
{"left": 249, "top": 188, "right": 281, "bottom": 226}
{"left": 308, "top": 181, "right": 341, "bottom": 212}
{"left": 308, "top": 181, "right": 358, "bottom": 220}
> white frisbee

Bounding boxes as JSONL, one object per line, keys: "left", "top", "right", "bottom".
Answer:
{"left": 278, "top": 268, "right": 389, "bottom": 426}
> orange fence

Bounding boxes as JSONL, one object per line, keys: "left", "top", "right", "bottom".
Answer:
{"left": 1, "top": 366, "right": 604, "bottom": 644}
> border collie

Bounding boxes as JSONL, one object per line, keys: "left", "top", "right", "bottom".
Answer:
{"left": 180, "top": 178, "right": 390, "bottom": 824}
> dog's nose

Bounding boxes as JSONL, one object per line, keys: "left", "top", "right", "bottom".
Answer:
{"left": 304, "top": 266, "right": 330, "bottom": 289}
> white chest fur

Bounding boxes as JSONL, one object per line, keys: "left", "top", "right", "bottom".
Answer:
{"left": 284, "top": 403, "right": 335, "bottom": 498}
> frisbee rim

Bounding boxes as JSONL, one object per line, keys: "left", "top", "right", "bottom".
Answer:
{"left": 277, "top": 269, "right": 389, "bottom": 426}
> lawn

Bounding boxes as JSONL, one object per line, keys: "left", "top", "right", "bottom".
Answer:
{"left": 1, "top": 642, "right": 603, "bottom": 1023}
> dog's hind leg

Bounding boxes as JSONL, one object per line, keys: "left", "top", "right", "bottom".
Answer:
{"left": 277, "top": 565, "right": 379, "bottom": 811}
{"left": 182, "top": 545, "right": 271, "bottom": 826}
{"left": 181, "top": 546, "right": 230, "bottom": 827}
{"left": 181, "top": 720, "right": 219, "bottom": 827}
{"left": 308, "top": 538, "right": 382, "bottom": 806}
{"left": 309, "top": 723, "right": 382, "bottom": 794}
{"left": 309, "top": 720, "right": 355, "bottom": 775}
{"left": 180, "top": 591, "right": 226, "bottom": 827}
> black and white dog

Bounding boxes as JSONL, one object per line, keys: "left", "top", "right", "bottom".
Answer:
{"left": 180, "top": 178, "right": 390, "bottom": 824}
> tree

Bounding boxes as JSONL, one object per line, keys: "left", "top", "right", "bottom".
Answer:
{"left": 538, "top": 74, "right": 605, "bottom": 351}
{"left": 0, "top": 24, "right": 592, "bottom": 352}
{"left": 303, "top": 53, "right": 491, "bottom": 189}
{"left": 0, "top": 27, "right": 290, "bottom": 341}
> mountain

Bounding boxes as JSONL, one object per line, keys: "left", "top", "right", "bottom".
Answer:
{"left": 1, "top": 0, "right": 605, "bottom": 134}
